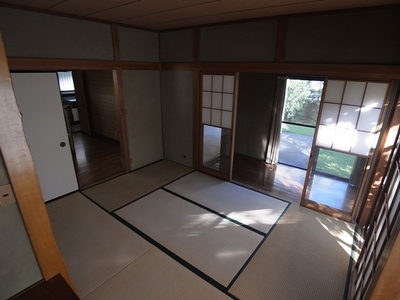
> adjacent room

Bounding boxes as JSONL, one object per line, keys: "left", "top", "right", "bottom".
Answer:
{"left": 59, "top": 70, "right": 125, "bottom": 188}
{"left": 0, "top": 1, "right": 399, "bottom": 300}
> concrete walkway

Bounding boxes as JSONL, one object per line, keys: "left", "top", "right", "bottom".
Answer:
{"left": 278, "top": 132, "right": 313, "bottom": 169}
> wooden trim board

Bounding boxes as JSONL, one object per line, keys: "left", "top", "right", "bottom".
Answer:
{"left": 0, "top": 34, "right": 75, "bottom": 291}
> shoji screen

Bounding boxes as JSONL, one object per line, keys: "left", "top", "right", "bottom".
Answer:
{"left": 316, "top": 80, "right": 388, "bottom": 156}
{"left": 202, "top": 74, "right": 235, "bottom": 129}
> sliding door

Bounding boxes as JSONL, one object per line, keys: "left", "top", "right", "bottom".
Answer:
{"left": 200, "top": 74, "right": 237, "bottom": 180}
{"left": 11, "top": 72, "right": 79, "bottom": 201}
{"left": 301, "top": 79, "right": 389, "bottom": 220}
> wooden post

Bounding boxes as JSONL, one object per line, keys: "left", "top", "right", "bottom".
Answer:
{"left": 370, "top": 232, "right": 400, "bottom": 300}
{"left": 0, "top": 33, "right": 75, "bottom": 290}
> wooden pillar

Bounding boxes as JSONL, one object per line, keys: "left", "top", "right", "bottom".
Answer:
{"left": 370, "top": 231, "right": 400, "bottom": 300}
{"left": 0, "top": 33, "right": 75, "bottom": 290}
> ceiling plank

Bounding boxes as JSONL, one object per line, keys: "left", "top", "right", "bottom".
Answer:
{"left": 0, "top": 0, "right": 64, "bottom": 9}
{"left": 48, "top": 0, "right": 139, "bottom": 17}
{"left": 0, "top": 0, "right": 398, "bottom": 30}
{"left": 88, "top": 0, "right": 221, "bottom": 21}
{"left": 123, "top": 0, "right": 318, "bottom": 28}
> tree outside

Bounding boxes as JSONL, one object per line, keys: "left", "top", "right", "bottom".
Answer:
{"left": 280, "top": 79, "right": 355, "bottom": 179}
{"left": 282, "top": 79, "right": 323, "bottom": 126}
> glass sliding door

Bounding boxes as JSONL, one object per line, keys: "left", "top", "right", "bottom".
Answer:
{"left": 302, "top": 79, "right": 389, "bottom": 220}
{"left": 279, "top": 79, "right": 324, "bottom": 169}
{"left": 200, "top": 74, "right": 236, "bottom": 179}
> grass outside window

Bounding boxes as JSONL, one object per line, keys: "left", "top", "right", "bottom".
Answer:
{"left": 281, "top": 123, "right": 355, "bottom": 179}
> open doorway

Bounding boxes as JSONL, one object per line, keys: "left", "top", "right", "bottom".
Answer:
{"left": 232, "top": 75, "right": 326, "bottom": 203}
{"left": 232, "top": 74, "right": 389, "bottom": 221}
{"left": 58, "top": 70, "right": 125, "bottom": 188}
{"left": 232, "top": 73, "right": 308, "bottom": 202}
{"left": 278, "top": 79, "right": 323, "bottom": 169}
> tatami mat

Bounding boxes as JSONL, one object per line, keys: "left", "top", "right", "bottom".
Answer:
{"left": 83, "top": 247, "right": 232, "bottom": 300}
{"left": 48, "top": 162, "right": 354, "bottom": 300}
{"left": 116, "top": 189, "right": 264, "bottom": 287}
{"left": 228, "top": 204, "right": 355, "bottom": 300}
{"left": 82, "top": 160, "right": 192, "bottom": 212}
{"left": 165, "top": 171, "right": 289, "bottom": 234}
{"left": 46, "top": 192, "right": 153, "bottom": 298}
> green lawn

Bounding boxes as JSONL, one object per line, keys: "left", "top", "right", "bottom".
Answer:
{"left": 282, "top": 123, "right": 355, "bottom": 179}
{"left": 315, "top": 149, "right": 355, "bottom": 179}
{"left": 282, "top": 123, "right": 314, "bottom": 136}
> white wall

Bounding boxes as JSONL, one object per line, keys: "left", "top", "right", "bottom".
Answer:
{"left": 161, "top": 71, "right": 194, "bottom": 167}
{"left": 122, "top": 70, "right": 163, "bottom": 170}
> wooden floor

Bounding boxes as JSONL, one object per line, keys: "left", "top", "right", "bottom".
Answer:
{"left": 70, "top": 133, "right": 354, "bottom": 211}
{"left": 232, "top": 153, "right": 356, "bottom": 212}
{"left": 232, "top": 153, "right": 305, "bottom": 203}
{"left": 11, "top": 274, "right": 79, "bottom": 300}
{"left": 72, "top": 132, "right": 125, "bottom": 189}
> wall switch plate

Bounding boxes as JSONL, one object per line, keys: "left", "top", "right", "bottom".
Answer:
{"left": 0, "top": 184, "right": 16, "bottom": 206}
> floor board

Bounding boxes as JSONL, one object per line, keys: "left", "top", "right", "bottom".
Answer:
{"left": 72, "top": 132, "right": 125, "bottom": 189}
{"left": 233, "top": 153, "right": 305, "bottom": 203}
{"left": 232, "top": 153, "right": 356, "bottom": 213}
{"left": 11, "top": 275, "right": 79, "bottom": 300}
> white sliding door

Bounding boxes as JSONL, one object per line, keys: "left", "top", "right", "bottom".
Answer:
{"left": 301, "top": 79, "right": 389, "bottom": 219}
{"left": 200, "top": 73, "right": 237, "bottom": 180}
{"left": 11, "top": 73, "right": 78, "bottom": 201}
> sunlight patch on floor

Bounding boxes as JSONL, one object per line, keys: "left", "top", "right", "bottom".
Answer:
{"left": 229, "top": 209, "right": 283, "bottom": 225}
{"left": 316, "top": 217, "right": 359, "bottom": 261}
{"left": 215, "top": 249, "right": 251, "bottom": 260}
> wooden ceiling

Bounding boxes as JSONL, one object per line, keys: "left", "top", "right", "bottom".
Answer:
{"left": 0, "top": 0, "right": 397, "bottom": 31}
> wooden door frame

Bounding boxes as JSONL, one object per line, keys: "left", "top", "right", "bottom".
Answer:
{"left": 356, "top": 80, "right": 400, "bottom": 227}
{"left": 300, "top": 78, "right": 395, "bottom": 223}
{"left": 0, "top": 34, "right": 75, "bottom": 291}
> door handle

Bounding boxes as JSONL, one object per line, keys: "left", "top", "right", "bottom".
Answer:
{"left": 60, "top": 142, "right": 66, "bottom": 147}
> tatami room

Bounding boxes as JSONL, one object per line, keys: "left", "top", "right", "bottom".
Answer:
{"left": 0, "top": 1, "right": 399, "bottom": 300}
{"left": 45, "top": 160, "right": 355, "bottom": 299}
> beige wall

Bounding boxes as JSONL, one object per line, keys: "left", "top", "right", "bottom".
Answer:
{"left": 122, "top": 70, "right": 163, "bottom": 170}
{"left": 161, "top": 71, "right": 194, "bottom": 167}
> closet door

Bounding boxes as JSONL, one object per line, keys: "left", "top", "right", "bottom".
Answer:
{"left": 11, "top": 73, "right": 78, "bottom": 201}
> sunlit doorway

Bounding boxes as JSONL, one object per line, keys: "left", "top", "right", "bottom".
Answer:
{"left": 279, "top": 79, "right": 324, "bottom": 169}
{"left": 231, "top": 74, "right": 323, "bottom": 203}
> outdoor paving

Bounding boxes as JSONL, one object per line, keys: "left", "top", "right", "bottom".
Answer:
{"left": 279, "top": 132, "right": 312, "bottom": 169}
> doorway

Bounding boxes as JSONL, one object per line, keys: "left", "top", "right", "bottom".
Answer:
{"left": 279, "top": 79, "right": 324, "bottom": 169}
{"left": 58, "top": 70, "right": 125, "bottom": 188}
{"left": 232, "top": 73, "right": 308, "bottom": 202}
{"left": 230, "top": 75, "right": 389, "bottom": 220}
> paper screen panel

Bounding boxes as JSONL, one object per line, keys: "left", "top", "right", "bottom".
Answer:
{"left": 342, "top": 81, "right": 366, "bottom": 106}
{"left": 324, "top": 80, "right": 345, "bottom": 103}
